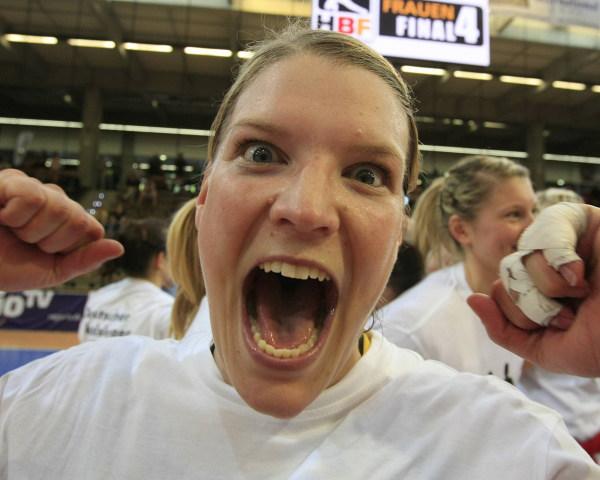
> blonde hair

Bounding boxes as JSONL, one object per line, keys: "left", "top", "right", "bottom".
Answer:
{"left": 536, "top": 187, "right": 583, "bottom": 210}
{"left": 167, "top": 199, "right": 205, "bottom": 339}
{"left": 412, "top": 156, "right": 530, "bottom": 267}
{"left": 206, "top": 23, "right": 420, "bottom": 193}
{"left": 410, "top": 177, "right": 454, "bottom": 272}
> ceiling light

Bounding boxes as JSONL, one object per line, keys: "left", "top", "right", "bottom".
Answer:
{"left": 499, "top": 75, "right": 544, "bottom": 86}
{"left": 4, "top": 33, "right": 58, "bottom": 45}
{"left": 123, "top": 42, "right": 173, "bottom": 53}
{"left": 416, "top": 116, "right": 435, "bottom": 123}
{"left": 236, "top": 50, "right": 254, "bottom": 59}
{"left": 0, "top": 117, "right": 82, "bottom": 128}
{"left": 100, "top": 123, "right": 211, "bottom": 136}
{"left": 551, "top": 80, "right": 586, "bottom": 91}
{"left": 184, "top": 46, "right": 232, "bottom": 57}
{"left": 483, "top": 121, "right": 508, "bottom": 129}
{"left": 453, "top": 70, "right": 493, "bottom": 81}
{"left": 543, "top": 153, "right": 600, "bottom": 165}
{"left": 420, "top": 144, "right": 527, "bottom": 159}
{"left": 592, "top": 85, "right": 600, "bottom": 93}
{"left": 401, "top": 65, "right": 447, "bottom": 76}
{"left": 67, "top": 38, "right": 116, "bottom": 49}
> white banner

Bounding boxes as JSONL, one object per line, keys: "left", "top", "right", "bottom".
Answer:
{"left": 312, "top": 0, "right": 490, "bottom": 66}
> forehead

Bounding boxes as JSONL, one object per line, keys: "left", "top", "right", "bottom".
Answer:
{"left": 228, "top": 54, "right": 409, "bottom": 160}
{"left": 483, "top": 176, "right": 535, "bottom": 207}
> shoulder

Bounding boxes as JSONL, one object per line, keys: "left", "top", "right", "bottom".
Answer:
{"left": 363, "top": 348, "right": 594, "bottom": 476}
{"left": 118, "top": 279, "right": 174, "bottom": 309}
{"left": 1, "top": 337, "right": 177, "bottom": 409}
{"left": 378, "top": 265, "right": 464, "bottom": 332}
{"left": 373, "top": 334, "right": 563, "bottom": 431}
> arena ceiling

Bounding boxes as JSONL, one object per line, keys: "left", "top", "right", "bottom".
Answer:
{"left": 0, "top": 0, "right": 599, "bottom": 159}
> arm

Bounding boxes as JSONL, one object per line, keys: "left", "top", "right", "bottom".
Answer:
{"left": 0, "top": 169, "right": 123, "bottom": 292}
{"left": 468, "top": 204, "right": 600, "bottom": 377}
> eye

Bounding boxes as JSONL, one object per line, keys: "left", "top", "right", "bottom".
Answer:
{"left": 243, "top": 143, "right": 279, "bottom": 164}
{"left": 506, "top": 210, "right": 524, "bottom": 219}
{"left": 345, "top": 164, "right": 387, "bottom": 187}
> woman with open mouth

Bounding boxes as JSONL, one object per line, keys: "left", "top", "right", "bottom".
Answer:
{"left": 1, "top": 25, "right": 600, "bottom": 479}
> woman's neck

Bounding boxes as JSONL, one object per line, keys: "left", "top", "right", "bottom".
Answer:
{"left": 462, "top": 257, "right": 497, "bottom": 295}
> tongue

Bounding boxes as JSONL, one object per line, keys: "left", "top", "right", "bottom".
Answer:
{"left": 255, "top": 273, "right": 320, "bottom": 349}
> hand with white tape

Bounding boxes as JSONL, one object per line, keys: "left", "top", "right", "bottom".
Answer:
{"left": 499, "top": 202, "right": 587, "bottom": 328}
{"left": 468, "top": 203, "right": 600, "bottom": 377}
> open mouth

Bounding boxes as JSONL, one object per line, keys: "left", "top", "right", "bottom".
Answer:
{"left": 244, "top": 260, "right": 338, "bottom": 360}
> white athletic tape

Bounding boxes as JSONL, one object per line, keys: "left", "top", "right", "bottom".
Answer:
{"left": 500, "top": 251, "right": 562, "bottom": 326}
{"left": 499, "top": 202, "right": 587, "bottom": 327}
{"left": 518, "top": 202, "right": 587, "bottom": 269}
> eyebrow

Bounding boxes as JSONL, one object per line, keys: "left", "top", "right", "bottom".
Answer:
{"left": 230, "top": 119, "right": 289, "bottom": 137}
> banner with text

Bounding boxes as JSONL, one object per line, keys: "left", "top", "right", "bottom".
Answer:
{"left": 0, "top": 290, "right": 87, "bottom": 331}
{"left": 312, "top": 0, "right": 490, "bottom": 66}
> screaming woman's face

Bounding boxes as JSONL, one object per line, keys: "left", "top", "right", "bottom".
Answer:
{"left": 196, "top": 53, "right": 410, "bottom": 418}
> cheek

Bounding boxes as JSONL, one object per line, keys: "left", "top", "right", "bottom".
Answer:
{"left": 501, "top": 224, "right": 523, "bottom": 245}
{"left": 197, "top": 180, "right": 247, "bottom": 277}
{"left": 353, "top": 206, "right": 403, "bottom": 287}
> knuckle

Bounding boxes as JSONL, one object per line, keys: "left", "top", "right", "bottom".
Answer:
{"left": 71, "top": 214, "right": 92, "bottom": 236}
{"left": 13, "top": 225, "right": 38, "bottom": 244}
{"left": 46, "top": 183, "right": 65, "bottom": 194}
{"left": 20, "top": 187, "right": 46, "bottom": 211}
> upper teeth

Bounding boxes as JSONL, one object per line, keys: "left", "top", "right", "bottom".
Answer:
{"left": 259, "top": 261, "right": 330, "bottom": 281}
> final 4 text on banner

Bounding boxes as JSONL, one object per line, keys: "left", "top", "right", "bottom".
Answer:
{"left": 312, "top": 0, "right": 490, "bottom": 66}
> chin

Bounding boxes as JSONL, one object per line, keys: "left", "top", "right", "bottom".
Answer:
{"left": 240, "top": 381, "right": 319, "bottom": 419}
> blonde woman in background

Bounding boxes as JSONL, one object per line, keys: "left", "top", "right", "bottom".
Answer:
{"left": 380, "top": 155, "right": 536, "bottom": 382}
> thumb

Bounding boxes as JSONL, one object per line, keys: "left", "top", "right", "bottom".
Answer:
{"left": 54, "top": 239, "right": 124, "bottom": 284}
{"left": 558, "top": 259, "right": 586, "bottom": 288}
{"left": 467, "top": 293, "right": 507, "bottom": 342}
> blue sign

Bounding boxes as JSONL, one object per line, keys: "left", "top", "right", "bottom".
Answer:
{"left": 0, "top": 290, "right": 87, "bottom": 331}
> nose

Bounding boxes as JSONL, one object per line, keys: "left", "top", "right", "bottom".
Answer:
{"left": 269, "top": 167, "right": 340, "bottom": 236}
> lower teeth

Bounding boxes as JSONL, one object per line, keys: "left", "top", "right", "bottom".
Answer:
{"left": 251, "top": 320, "right": 318, "bottom": 358}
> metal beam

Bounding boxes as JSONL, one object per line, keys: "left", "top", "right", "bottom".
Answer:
{"left": 85, "top": 0, "right": 146, "bottom": 82}
{"left": 496, "top": 48, "right": 599, "bottom": 116}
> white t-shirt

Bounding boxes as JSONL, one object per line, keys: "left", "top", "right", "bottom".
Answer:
{"left": 78, "top": 277, "right": 173, "bottom": 341}
{"left": 1, "top": 332, "right": 597, "bottom": 479}
{"left": 378, "top": 263, "right": 523, "bottom": 382}
{"left": 183, "top": 295, "right": 212, "bottom": 345}
{"left": 519, "top": 366, "right": 600, "bottom": 442}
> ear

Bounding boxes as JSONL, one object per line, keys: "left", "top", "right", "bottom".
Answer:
{"left": 155, "top": 251, "right": 167, "bottom": 270}
{"left": 197, "top": 176, "right": 209, "bottom": 207}
{"left": 448, "top": 214, "right": 472, "bottom": 247}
